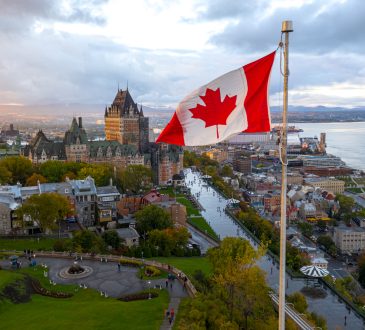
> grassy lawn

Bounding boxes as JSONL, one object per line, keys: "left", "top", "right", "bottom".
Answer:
{"left": 158, "top": 187, "right": 184, "bottom": 198}
{"left": 0, "top": 238, "right": 60, "bottom": 252}
{"left": 188, "top": 217, "right": 218, "bottom": 240}
{"left": 0, "top": 269, "right": 169, "bottom": 330}
{"left": 176, "top": 197, "right": 200, "bottom": 216}
{"left": 151, "top": 256, "right": 212, "bottom": 278}
{"left": 0, "top": 270, "right": 23, "bottom": 290}
{"left": 346, "top": 188, "right": 364, "bottom": 194}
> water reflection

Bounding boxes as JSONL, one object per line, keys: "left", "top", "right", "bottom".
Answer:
{"left": 185, "top": 169, "right": 364, "bottom": 329}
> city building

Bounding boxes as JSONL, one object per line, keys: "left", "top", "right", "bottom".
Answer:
{"left": 205, "top": 148, "right": 228, "bottom": 163}
{"left": 22, "top": 89, "right": 183, "bottom": 185}
{"left": 334, "top": 225, "right": 365, "bottom": 253}
{"left": 299, "top": 155, "right": 346, "bottom": 168}
{"left": 23, "top": 118, "right": 144, "bottom": 167}
{"left": 233, "top": 157, "right": 252, "bottom": 174}
{"left": 104, "top": 88, "right": 149, "bottom": 153}
{"left": 304, "top": 177, "right": 345, "bottom": 194}
{"left": 116, "top": 227, "right": 140, "bottom": 247}
{"left": 96, "top": 185, "right": 121, "bottom": 224}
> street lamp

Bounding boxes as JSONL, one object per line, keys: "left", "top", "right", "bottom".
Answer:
{"left": 148, "top": 280, "right": 151, "bottom": 299}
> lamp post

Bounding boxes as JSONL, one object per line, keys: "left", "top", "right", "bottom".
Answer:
{"left": 148, "top": 280, "right": 151, "bottom": 299}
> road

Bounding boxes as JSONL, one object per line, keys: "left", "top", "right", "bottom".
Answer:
{"left": 187, "top": 224, "right": 219, "bottom": 254}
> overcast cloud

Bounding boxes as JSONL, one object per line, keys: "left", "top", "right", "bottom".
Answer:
{"left": 0, "top": 0, "right": 364, "bottom": 108}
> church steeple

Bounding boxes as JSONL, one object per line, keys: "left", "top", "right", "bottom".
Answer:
{"left": 139, "top": 104, "right": 144, "bottom": 117}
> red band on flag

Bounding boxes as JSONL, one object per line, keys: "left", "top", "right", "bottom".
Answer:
{"left": 156, "top": 112, "right": 185, "bottom": 145}
{"left": 243, "top": 51, "right": 276, "bottom": 133}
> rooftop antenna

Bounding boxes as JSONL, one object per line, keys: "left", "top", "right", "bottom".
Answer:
{"left": 126, "top": 80, "right": 128, "bottom": 91}
{"left": 118, "top": 82, "right": 120, "bottom": 92}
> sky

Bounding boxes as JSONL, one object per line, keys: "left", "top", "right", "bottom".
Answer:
{"left": 1, "top": 0, "right": 364, "bottom": 109}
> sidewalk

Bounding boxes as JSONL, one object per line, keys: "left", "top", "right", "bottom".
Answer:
{"left": 160, "top": 297, "right": 181, "bottom": 330}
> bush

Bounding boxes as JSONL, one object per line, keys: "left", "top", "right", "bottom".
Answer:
{"left": 53, "top": 239, "right": 72, "bottom": 252}
{"left": 119, "top": 258, "right": 142, "bottom": 267}
{"left": 144, "top": 266, "right": 161, "bottom": 277}
{"left": 118, "top": 291, "right": 158, "bottom": 302}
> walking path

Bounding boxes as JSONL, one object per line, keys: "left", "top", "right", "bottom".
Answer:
{"left": 160, "top": 297, "right": 181, "bottom": 330}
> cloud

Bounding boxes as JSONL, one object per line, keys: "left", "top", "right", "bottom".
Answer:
{"left": 0, "top": 0, "right": 364, "bottom": 108}
{"left": 208, "top": 0, "right": 365, "bottom": 54}
{"left": 0, "top": 0, "right": 107, "bottom": 35}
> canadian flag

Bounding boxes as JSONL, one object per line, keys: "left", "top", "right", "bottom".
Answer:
{"left": 156, "top": 51, "right": 276, "bottom": 146}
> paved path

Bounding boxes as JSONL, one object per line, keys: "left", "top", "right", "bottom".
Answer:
{"left": 160, "top": 297, "right": 181, "bottom": 330}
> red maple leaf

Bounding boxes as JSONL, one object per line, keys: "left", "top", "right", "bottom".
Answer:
{"left": 189, "top": 88, "right": 237, "bottom": 138}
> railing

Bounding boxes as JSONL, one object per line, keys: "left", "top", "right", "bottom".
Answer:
{"left": 269, "top": 292, "right": 314, "bottom": 330}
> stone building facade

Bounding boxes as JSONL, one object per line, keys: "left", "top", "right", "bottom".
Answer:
{"left": 23, "top": 89, "right": 183, "bottom": 185}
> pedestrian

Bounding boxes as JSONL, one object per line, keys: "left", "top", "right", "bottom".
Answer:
{"left": 166, "top": 309, "right": 170, "bottom": 318}
{"left": 165, "top": 280, "right": 168, "bottom": 288}
{"left": 170, "top": 282, "right": 173, "bottom": 289}
{"left": 171, "top": 308, "right": 175, "bottom": 320}
{"left": 168, "top": 316, "right": 172, "bottom": 325}
{"left": 117, "top": 263, "right": 121, "bottom": 272}
{"left": 344, "top": 315, "right": 347, "bottom": 325}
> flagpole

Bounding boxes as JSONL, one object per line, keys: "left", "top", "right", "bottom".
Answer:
{"left": 278, "top": 20, "right": 293, "bottom": 330}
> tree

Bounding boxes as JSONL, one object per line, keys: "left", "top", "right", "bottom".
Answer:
{"left": 39, "top": 160, "right": 84, "bottom": 182}
{"left": 26, "top": 173, "right": 47, "bottom": 186}
{"left": 317, "top": 235, "right": 336, "bottom": 253}
{"left": 0, "top": 156, "right": 33, "bottom": 184}
{"left": 336, "top": 194, "right": 355, "bottom": 219}
{"left": 358, "top": 263, "right": 365, "bottom": 288}
{"left": 316, "top": 220, "right": 327, "bottom": 231}
{"left": 78, "top": 164, "right": 112, "bottom": 186}
{"left": 102, "top": 230, "right": 121, "bottom": 249}
{"left": 298, "top": 222, "right": 313, "bottom": 237}
{"left": 135, "top": 204, "right": 172, "bottom": 235}
{"left": 221, "top": 165, "right": 233, "bottom": 178}
{"left": 72, "top": 230, "right": 105, "bottom": 253}
{"left": 16, "top": 193, "right": 71, "bottom": 232}
{"left": 39, "top": 160, "right": 69, "bottom": 182}
{"left": 117, "top": 165, "right": 152, "bottom": 194}
{"left": 287, "top": 292, "right": 308, "bottom": 313}
{"left": 0, "top": 164, "right": 11, "bottom": 184}
{"left": 208, "top": 238, "right": 273, "bottom": 329}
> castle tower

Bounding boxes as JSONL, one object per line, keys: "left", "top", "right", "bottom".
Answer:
{"left": 104, "top": 89, "right": 149, "bottom": 153}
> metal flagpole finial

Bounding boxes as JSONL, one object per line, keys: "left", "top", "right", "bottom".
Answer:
{"left": 281, "top": 20, "right": 293, "bottom": 33}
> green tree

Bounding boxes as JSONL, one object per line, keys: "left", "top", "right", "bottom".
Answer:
{"left": 78, "top": 164, "right": 112, "bottom": 186}
{"left": 336, "top": 194, "right": 355, "bottom": 219}
{"left": 221, "top": 165, "right": 233, "bottom": 178}
{"left": 0, "top": 156, "right": 33, "bottom": 184}
{"left": 358, "top": 263, "right": 365, "bottom": 288}
{"left": 72, "top": 230, "right": 105, "bottom": 253}
{"left": 39, "top": 161, "right": 85, "bottom": 182}
{"left": 208, "top": 238, "right": 273, "bottom": 329}
{"left": 102, "top": 230, "right": 121, "bottom": 249}
{"left": 298, "top": 222, "right": 313, "bottom": 237}
{"left": 39, "top": 160, "right": 69, "bottom": 182}
{"left": 317, "top": 235, "right": 336, "bottom": 252}
{"left": 16, "top": 193, "right": 71, "bottom": 232}
{"left": 118, "top": 165, "right": 153, "bottom": 194}
{"left": 287, "top": 292, "right": 308, "bottom": 313}
{"left": 0, "top": 164, "right": 11, "bottom": 184}
{"left": 135, "top": 204, "right": 172, "bottom": 235}
{"left": 25, "top": 173, "right": 47, "bottom": 186}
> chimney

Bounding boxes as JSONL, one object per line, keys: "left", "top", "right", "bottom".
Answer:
{"left": 78, "top": 117, "right": 82, "bottom": 128}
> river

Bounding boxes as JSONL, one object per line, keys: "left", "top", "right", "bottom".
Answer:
{"left": 185, "top": 169, "right": 365, "bottom": 329}
{"left": 292, "top": 122, "right": 365, "bottom": 171}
